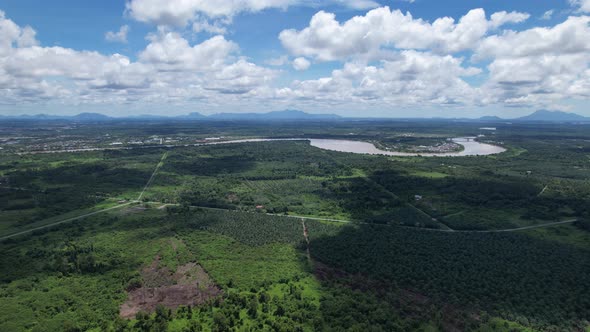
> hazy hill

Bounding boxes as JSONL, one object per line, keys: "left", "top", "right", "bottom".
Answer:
{"left": 72, "top": 112, "right": 111, "bottom": 121}
{"left": 477, "top": 116, "right": 504, "bottom": 122}
{"left": 208, "top": 110, "right": 341, "bottom": 120}
{"left": 515, "top": 110, "right": 590, "bottom": 122}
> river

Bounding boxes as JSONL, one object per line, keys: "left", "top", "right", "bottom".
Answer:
{"left": 16, "top": 137, "right": 506, "bottom": 157}
{"left": 211, "top": 137, "right": 506, "bottom": 157}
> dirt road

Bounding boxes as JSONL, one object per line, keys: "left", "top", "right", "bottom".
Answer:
{"left": 0, "top": 202, "right": 135, "bottom": 241}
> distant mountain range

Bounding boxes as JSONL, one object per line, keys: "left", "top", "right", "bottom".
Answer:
{"left": 208, "top": 110, "right": 341, "bottom": 120}
{"left": 0, "top": 109, "right": 588, "bottom": 123}
{"left": 0, "top": 110, "right": 342, "bottom": 122}
{"left": 509, "top": 110, "right": 590, "bottom": 122}
{"left": 469, "top": 110, "right": 590, "bottom": 123}
{"left": 445, "top": 110, "right": 590, "bottom": 123}
{"left": 2, "top": 112, "right": 113, "bottom": 121}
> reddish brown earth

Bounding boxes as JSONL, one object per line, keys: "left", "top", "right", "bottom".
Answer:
{"left": 120, "top": 257, "right": 222, "bottom": 319}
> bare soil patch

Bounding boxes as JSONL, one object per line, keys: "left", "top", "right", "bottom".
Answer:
{"left": 120, "top": 257, "right": 222, "bottom": 319}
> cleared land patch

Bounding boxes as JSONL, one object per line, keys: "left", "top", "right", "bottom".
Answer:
{"left": 120, "top": 255, "right": 221, "bottom": 319}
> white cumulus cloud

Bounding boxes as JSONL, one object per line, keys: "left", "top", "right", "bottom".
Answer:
{"left": 476, "top": 16, "right": 590, "bottom": 106}
{"left": 475, "top": 16, "right": 590, "bottom": 59}
{"left": 125, "top": 0, "right": 381, "bottom": 27}
{"left": 105, "top": 25, "right": 130, "bottom": 43}
{"left": 489, "top": 11, "right": 530, "bottom": 29}
{"left": 192, "top": 17, "right": 229, "bottom": 34}
{"left": 0, "top": 10, "right": 38, "bottom": 54}
{"left": 3, "top": 5, "right": 590, "bottom": 115}
{"left": 139, "top": 32, "right": 238, "bottom": 71}
{"left": 292, "top": 57, "right": 310, "bottom": 71}
{"left": 279, "top": 7, "right": 529, "bottom": 61}
{"left": 279, "top": 51, "right": 481, "bottom": 107}
{"left": 0, "top": 11, "right": 277, "bottom": 107}
{"left": 570, "top": 0, "right": 590, "bottom": 13}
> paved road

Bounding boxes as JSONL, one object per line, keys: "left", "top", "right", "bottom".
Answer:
{"left": 0, "top": 202, "right": 135, "bottom": 241}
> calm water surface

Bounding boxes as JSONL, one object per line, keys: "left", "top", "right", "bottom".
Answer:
{"left": 211, "top": 137, "right": 506, "bottom": 157}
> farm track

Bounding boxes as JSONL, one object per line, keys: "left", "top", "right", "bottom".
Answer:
{"left": 538, "top": 185, "right": 549, "bottom": 197}
{"left": 277, "top": 212, "right": 577, "bottom": 233}
{"left": 138, "top": 151, "right": 168, "bottom": 201}
{"left": 322, "top": 148, "right": 454, "bottom": 231}
{"left": 151, "top": 202, "right": 579, "bottom": 234}
{"left": 0, "top": 186, "right": 45, "bottom": 193}
{"left": 448, "top": 219, "right": 578, "bottom": 233}
{"left": 0, "top": 200, "right": 578, "bottom": 241}
{"left": 0, "top": 202, "right": 135, "bottom": 241}
{"left": 302, "top": 219, "right": 311, "bottom": 261}
{"left": 359, "top": 177, "right": 454, "bottom": 231}
{"left": 1, "top": 151, "right": 168, "bottom": 241}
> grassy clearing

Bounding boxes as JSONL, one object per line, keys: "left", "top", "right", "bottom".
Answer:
{"left": 410, "top": 171, "right": 449, "bottom": 179}
{"left": 524, "top": 224, "right": 590, "bottom": 249}
{"left": 180, "top": 231, "right": 305, "bottom": 290}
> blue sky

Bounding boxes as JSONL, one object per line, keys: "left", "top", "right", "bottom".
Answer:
{"left": 0, "top": 0, "right": 589, "bottom": 118}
